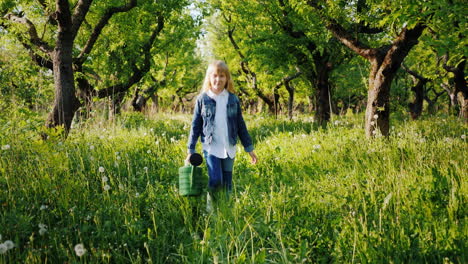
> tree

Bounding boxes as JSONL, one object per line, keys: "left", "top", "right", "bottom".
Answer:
{"left": 306, "top": 0, "right": 429, "bottom": 136}
{"left": 2, "top": 0, "right": 199, "bottom": 136}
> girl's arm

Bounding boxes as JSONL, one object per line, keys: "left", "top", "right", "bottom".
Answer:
{"left": 187, "top": 97, "right": 203, "bottom": 154}
{"left": 236, "top": 101, "right": 254, "bottom": 153}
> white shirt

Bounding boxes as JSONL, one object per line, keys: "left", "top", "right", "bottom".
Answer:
{"left": 203, "top": 89, "right": 237, "bottom": 158}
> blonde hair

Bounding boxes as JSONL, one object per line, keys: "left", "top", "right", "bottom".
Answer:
{"left": 202, "top": 60, "right": 235, "bottom": 93}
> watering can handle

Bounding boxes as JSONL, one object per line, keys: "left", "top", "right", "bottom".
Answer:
{"left": 190, "top": 166, "right": 194, "bottom": 189}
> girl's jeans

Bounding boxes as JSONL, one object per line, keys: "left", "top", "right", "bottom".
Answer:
{"left": 203, "top": 151, "right": 234, "bottom": 196}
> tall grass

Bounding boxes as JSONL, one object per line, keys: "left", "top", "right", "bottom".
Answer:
{"left": 0, "top": 110, "right": 466, "bottom": 263}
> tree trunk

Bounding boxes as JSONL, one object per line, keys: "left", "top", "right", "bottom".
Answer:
{"left": 363, "top": 26, "right": 425, "bottom": 137}
{"left": 449, "top": 59, "right": 467, "bottom": 121}
{"left": 314, "top": 61, "right": 332, "bottom": 126}
{"left": 45, "top": 2, "right": 82, "bottom": 136}
{"left": 109, "top": 92, "right": 125, "bottom": 118}
{"left": 151, "top": 94, "right": 159, "bottom": 112}
{"left": 408, "top": 81, "right": 425, "bottom": 120}
{"left": 403, "top": 66, "right": 429, "bottom": 120}
{"left": 285, "top": 80, "right": 294, "bottom": 120}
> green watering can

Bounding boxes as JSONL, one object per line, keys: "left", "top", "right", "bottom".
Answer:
{"left": 178, "top": 153, "right": 206, "bottom": 196}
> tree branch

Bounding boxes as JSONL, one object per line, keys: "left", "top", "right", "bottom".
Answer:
{"left": 305, "top": 0, "right": 377, "bottom": 60}
{"left": 4, "top": 13, "right": 53, "bottom": 53}
{"left": 402, "top": 64, "right": 429, "bottom": 82}
{"left": 19, "top": 39, "right": 54, "bottom": 70}
{"left": 97, "top": 14, "right": 165, "bottom": 98}
{"left": 76, "top": 0, "right": 137, "bottom": 64}
{"left": 71, "top": 0, "right": 93, "bottom": 39}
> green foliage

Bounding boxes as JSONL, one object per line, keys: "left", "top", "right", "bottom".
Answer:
{"left": 0, "top": 113, "right": 466, "bottom": 262}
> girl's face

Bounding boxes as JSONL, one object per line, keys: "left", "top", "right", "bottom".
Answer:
{"left": 209, "top": 68, "right": 227, "bottom": 94}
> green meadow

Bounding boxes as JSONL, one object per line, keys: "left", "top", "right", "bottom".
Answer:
{"left": 0, "top": 110, "right": 466, "bottom": 263}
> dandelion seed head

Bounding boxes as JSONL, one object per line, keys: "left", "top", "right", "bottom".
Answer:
{"left": 98, "top": 167, "right": 105, "bottom": 173}
{"left": 102, "top": 176, "right": 108, "bottom": 182}
{"left": 40, "top": 205, "right": 48, "bottom": 210}
{"left": 143, "top": 167, "right": 148, "bottom": 172}
{"left": 103, "top": 185, "right": 111, "bottom": 191}
{"left": 373, "top": 114, "right": 378, "bottom": 119}
{"left": 462, "top": 134, "right": 466, "bottom": 140}
{"left": 3, "top": 240, "right": 14, "bottom": 250}
{"left": 89, "top": 145, "right": 94, "bottom": 150}
{"left": 0, "top": 244, "right": 7, "bottom": 254}
{"left": 370, "top": 121, "right": 375, "bottom": 126}
{"left": 147, "top": 150, "right": 151, "bottom": 154}
{"left": 1, "top": 145, "right": 10, "bottom": 150}
{"left": 39, "top": 228, "right": 47, "bottom": 236}
{"left": 74, "top": 244, "right": 86, "bottom": 257}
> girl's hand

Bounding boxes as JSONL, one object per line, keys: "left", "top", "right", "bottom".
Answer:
{"left": 185, "top": 154, "right": 192, "bottom": 165}
{"left": 248, "top": 151, "right": 258, "bottom": 165}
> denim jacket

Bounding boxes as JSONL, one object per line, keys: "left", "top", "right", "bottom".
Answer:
{"left": 187, "top": 92, "right": 254, "bottom": 154}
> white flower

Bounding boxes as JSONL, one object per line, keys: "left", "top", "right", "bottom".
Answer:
{"left": 143, "top": 132, "right": 147, "bottom": 136}
{"left": 74, "top": 243, "right": 87, "bottom": 257}
{"left": 3, "top": 240, "right": 14, "bottom": 250}
{"left": 98, "top": 167, "right": 105, "bottom": 173}
{"left": 170, "top": 137, "right": 176, "bottom": 143}
{"left": 103, "top": 185, "right": 111, "bottom": 191}
{"left": 370, "top": 121, "right": 375, "bottom": 126}
{"left": 147, "top": 150, "right": 151, "bottom": 154}
{"left": 150, "top": 128, "right": 154, "bottom": 132}
{"left": 135, "top": 192, "right": 140, "bottom": 198}
{"left": 116, "top": 156, "right": 121, "bottom": 160}
{"left": 38, "top": 223, "right": 47, "bottom": 229}
{"left": 313, "top": 144, "right": 321, "bottom": 150}
{"left": 102, "top": 176, "right": 108, "bottom": 182}
{"left": 372, "top": 130, "right": 377, "bottom": 135}
{"left": 334, "top": 120, "right": 340, "bottom": 125}
{"left": 373, "top": 114, "right": 379, "bottom": 120}
{"left": 462, "top": 134, "right": 466, "bottom": 140}
{"left": 89, "top": 145, "right": 95, "bottom": 150}
{"left": 143, "top": 167, "right": 148, "bottom": 172}
{"left": 39, "top": 229, "right": 47, "bottom": 235}
{"left": 0, "top": 244, "right": 7, "bottom": 254}
{"left": 1, "top": 145, "right": 10, "bottom": 150}
{"left": 40, "top": 205, "right": 48, "bottom": 210}
{"left": 155, "top": 140, "right": 160, "bottom": 145}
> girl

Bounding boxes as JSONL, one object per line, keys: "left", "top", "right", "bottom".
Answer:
{"left": 186, "top": 60, "right": 257, "bottom": 202}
